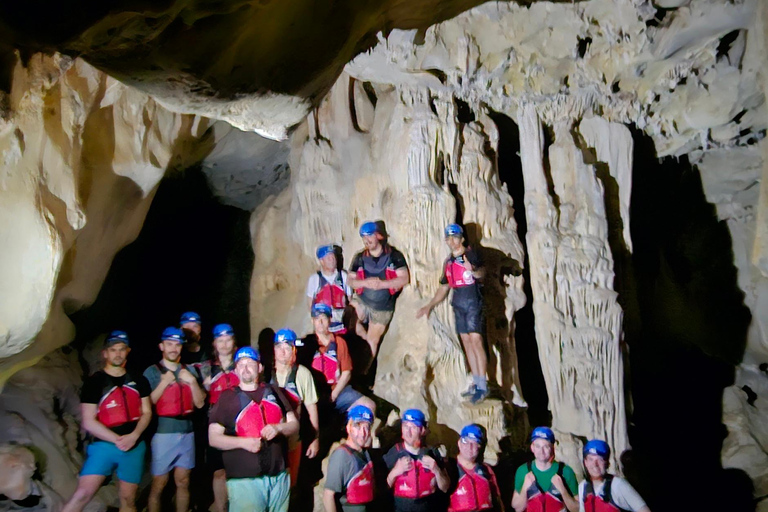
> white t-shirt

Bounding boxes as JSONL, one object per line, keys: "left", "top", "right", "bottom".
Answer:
{"left": 305, "top": 270, "right": 351, "bottom": 299}
{"left": 579, "top": 476, "right": 647, "bottom": 512}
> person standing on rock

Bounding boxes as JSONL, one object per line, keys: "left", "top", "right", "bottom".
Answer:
{"left": 270, "top": 328, "right": 320, "bottom": 486}
{"left": 144, "top": 327, "right": 207, "bottom": 512}
{"left": 579, "top": 440, "right": 650, "bottom": 512}
{"left": 208, "top": 346, "right": 299, "bottom": 512}
{"left": 416, "top": 224, "right": 489, "bottom": 404}
{"left": 385, "top": 409, "right": 450, "bottom": 512}
{"left": 323, "top": 405, "right": 377, "bottom": 512}
{"left": 348, "top": 221, "right": 410, "bottom": 368}
{"left": 446, "top": 424, "right": 503, "bottom": 512}
{"left": 307, "top": 244, "right": 351, "bottom": 334}
{"left": 203, "top": 324, "right": 241, "bottom": 512}
{"left": 62, "top": 331, "right": 152, "bottom": 512}
{"left": 511, "top": 427, "right": 579, "bottom": 512}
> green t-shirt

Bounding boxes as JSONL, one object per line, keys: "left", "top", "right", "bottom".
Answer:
{"left": 514, "top": 461, "right": 579, "bottom": 496}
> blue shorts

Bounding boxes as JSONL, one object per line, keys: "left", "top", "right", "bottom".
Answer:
{"left": 151, "top": 432, "right": 195, "bottom": 476}
{"left": 81, "top": 440, "right": 146, "bottom": 485}
{"left": 334, "top": 386, "right": 363, "bottom": 413}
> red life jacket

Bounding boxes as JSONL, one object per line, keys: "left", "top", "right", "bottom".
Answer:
{"left": 354, "top": 248, "right": 399, "bottom": 295}
{"left": 449, "top": 462, "right": 498, "bottom": 512}
{"left": 96, "top": 372, "right": 143, "bottom": 428}
{"left": 234, "top": 385, "right": 285, "bottom": 438}
{"left": 208, "top": 361, "right": 239, "bottom": 405}
{"left": 313, "top": 271, "right": 348, "bottom": 309}
{"left": 155, "top": 364, "right": 195, "bottom": 418}
{"left": 392, "top": 443, "right": 438, "bottom": 499}
{"left": 583, "top": 476, "right": 631, "bottom": 512}
{"left": 444, "top": 255, "right": 475, "bottom": 288}
{"left": 526, "top": 462, "right": 571, "bottom": 512}
{"left": 339, "top": 444, "right": 375, "bottom": 505}
{"left": 312, "top": 339, "right": 340, "bottom": 386}
{"left": 271, "top": 365, "right": 302, "bottom": 411}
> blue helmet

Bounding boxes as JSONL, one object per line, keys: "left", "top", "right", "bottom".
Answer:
{"left": 531, "top": 426, "right": 555, "bottom": 444}
{"left": 402, "top": 409, "right": 426, "bottom": 428}
{"left": 104, "top": 330, "right": 130, "bottom": 347}
{"left": 347, "top": 405, "right": 374, "bottom": 424}
{"left": 359, "top": 221, "right": 379, "bottom": 237}
{"left": 179, "top": 311, "right": 201, "bottom": 325}
{"left": 583, "top": 439, "right": 610, "bottom": 460}
{"left": 460, "top": 424, "right": 484, "bottom": 444}
{"left": 274, "top": 329, "right": 297, "bottom": 345}
{"left": 234, "top": 346, "right": 260, "bottom": 363}
{"left": 161, "top": 327, "right": 186, "bottom": 344}
{"left": 311, "top": 303, "right": 333, "bottom": 318}
{"left": 316, "top": 245, "right": 335, "bottom": 260}
{"left": 212, "top": 323, "right": 234, "bottom": 339}
{"left": 445, "top": 223, "right": 464, "bottom": 237}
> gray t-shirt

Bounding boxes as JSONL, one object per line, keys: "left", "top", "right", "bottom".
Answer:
{"left": 143, "top": 363, "right": 200, "bottom": 434}
{"left": 579, "top": 476, "right": 647, "bottom": 512}
{"left": 325, "top": 444, "right": 373, "bottom": 512}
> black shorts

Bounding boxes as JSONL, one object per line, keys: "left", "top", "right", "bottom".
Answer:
{"left": 453, "top": 301, "right": 484, "bottom": 334}
{"left": 207, "top": 446, "right": 224, "bottom": 471}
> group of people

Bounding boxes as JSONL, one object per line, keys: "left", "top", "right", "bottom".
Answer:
{"left": 59, "top": 220, "right": 650, "bottom": 512}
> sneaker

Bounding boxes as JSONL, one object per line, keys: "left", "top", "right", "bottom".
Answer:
{"left": 470, "top": 387, "right": 489, "bottom": 404}
{"left": 461, "top": 384, "right": 477, "bottom": 398}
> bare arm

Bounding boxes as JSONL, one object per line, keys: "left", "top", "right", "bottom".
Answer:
{"left": 511, "top": 491, "right": 528, "bottom": 512}
{"left": 389, "top": 267, "right": 410, "bottom": 292}
{"left": 277, "top": 410, "right": 300, "bottom": 438}
{"left": 179, "top": 369, "right": 207, "bottom": 409}
{"left": 305, "top": 402, "right": 320, "bottom": 458}
{"left": 416, "top": 284, "right": 450, "bottom": 318}
{"left": 331, "top": 370, "right": 353, "bottom": 402}
{"left": 208, "top": 422, "right": 261, "bottom": 452}
{"left": 80, "top": 403, "right": 120, "bottom": 444}
{"left": 322, "top": 489, "right": 338, "bottom": 512}
{"left": 149, "top": 372, "right": 174, "bottom": 404}
{"left": 551, "top": 474, "right": 578, "bottom": 512}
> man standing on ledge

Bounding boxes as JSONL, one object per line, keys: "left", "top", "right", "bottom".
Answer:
{"left": 511, "top": 427, "right": 579, "bottom": 512}
{"left": 62, "top": 331, "right": 152, "bottom": 512}
{"left": 417, "top": 224, "right": 488, "bottom": 403}
{"left": 348, "top": 221, "right": 409, "bottom": 367}
{"left": 579, "top": 440, "right": 650, "bottom": 512}
{"left": 307, "top": 244, "right": 351, "bottom": 334}
{"left": 208, "top": 346, "right": 299, "bottom": 512}
{"left": 144, "top": 327, "right": 207, "bottom": 512}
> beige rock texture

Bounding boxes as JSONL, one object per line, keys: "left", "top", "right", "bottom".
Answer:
{"left": 0, "top": 53, "right": 209, "bottom": 383}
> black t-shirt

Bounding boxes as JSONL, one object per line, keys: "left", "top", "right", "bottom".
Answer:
{"left": 439, "top": 248, "right": 483, "bottom": 307}
{"left": 350, "top": 246, "right": 408, "bottom": 311}
{"left": 208, "top": 384, "right": 293, "bottom": 479}
{"left": 383, "top": 443, "right": 447, "bottom": 512}
{"left": 80, "top": 371, "right": 151, "bottom": 436}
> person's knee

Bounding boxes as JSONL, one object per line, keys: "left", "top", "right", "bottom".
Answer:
{"left": 174, "top": 469, "right": 191, "bottom": 488}
{"left": 355, "top": 396, "right": 376, "bottom": 414}
{"left": 213, "top": 469, "right": 227, "bottom": 482}
{"left": 71, "top": 486, "right": 97, "bottom": 504}
{"left": 150, "top": 475, "right": 169, "bottom": 492}
{"left": 118, "top": 484, "right": 138, "bottom": 503}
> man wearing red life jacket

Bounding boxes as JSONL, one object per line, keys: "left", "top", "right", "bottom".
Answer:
{"left": 511, "top": 427, "right": 579, "bottom": 512}
{"left": 324, "top": 405, "right": 377, "bottom": 512}
{"left": 447, "top": 425, "right": 503, "bottom": 512}
{"left": 385, "top": 409, "right": 450, "bottom": 512}
{"left": 348, "top": 221, "right": 410, "bottom": 367}
{"left": 208, "top": 346, "right": 299, "bottom": 512}
{"left": 307, "top": 245, "right": 351, "bottom": 334}
{"left": 62, "top": 331, "right": 152, "bottom": 512}
{"left": 203, "top": 323, "right": 240, "bottom": 512}
{"left": 417, "top": 224, "right": 488, "bottom": 404}
{"left": 270, "top": 328, "right": 320, "bottom": 487}
{"left": 578, "top": 441, "right": 650, "bottom": 512}
{"left": 304, "top": 304, "right": 376, "bottom": 417}
{"left": 144, "top": 327, "right": 206, "bottom": 512}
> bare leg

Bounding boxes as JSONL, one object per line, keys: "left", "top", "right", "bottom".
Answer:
{"left": 212, "top": 469, "right": 228, "bottom": 512}
{"left": 460, "top": 333, "right": 480, "bottom": 377}
{"left": 148, "top": 474, "right": 169, "bottom": 512}
{"left": 352, "top": 302, "right": 369, "bottom": 341}
{"left": 366, "top": 322, "right": 388, "bottom": 361}
{"left": 117, "top": 480, "right": 139, "bottom": 512}
{"left": 62, "top": 475, "right": 106, "bottom": 512}
{"left": 173, "top": 467, "right": 191, "bottom": 512}
{"left": 468, "top": 333, "right": 487, "bottom": 378}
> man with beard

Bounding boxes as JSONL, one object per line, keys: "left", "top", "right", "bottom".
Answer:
{"left": 179, "top": 311, "right": 208, "bottom": 371}
{"left": 348, "top": 221, "right": 409, "bottom": 368}
{"left": 385, "top": 409, "right": 450, "bottom": 512}
{"left": 307, "top": 245, "right": 351, "bottom": 334}
{"left": 208, "top": 346, "right": 299, "bottom": 512}
{"left": 144, "top": 327, "right": 207, "bottom": 512}
{"left": 446, "top": 425, "right": 503, "bottom": 512}
{"left": 324, "top": 405, "right": 376, "bottom": 512}
{"left": 578, "top": 440, "right": 649, "bottom": 512}
{"left": 62, "top": 331, "right": 152, "bottom": 512}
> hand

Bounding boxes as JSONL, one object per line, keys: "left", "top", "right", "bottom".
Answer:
{"left": 306, "top": 438, "right": 319, "bottom": 458}
{"left": 261, "top": 424, "right": 279, "bottom": 441}
{"left": 393, "top": 456, "right": 413, "bottom": 477}
{"left": 420, "top": 455, "right": 437, "bottom": 472}
{"left": 461, "top": 257, "right": 474, "bottom": 271}
{"left": 115, "top": 433, "right": 138, "bottom": 452}
{"left": 550, "top": 473, "right": 566, "bottom": 494}
{"left": 241, "top": 437, "right": 262, "bottom": 453}
{"left": 202, "top": 375, "right": 212, "bottom": 389}
{"left": 365, "top": 279, "right": 382, "bottom": 290}
{"left": 416, "top": 306, "right": 431, "bottom": 319}
{"left": 330, "top": 391, "right": 339, "bottom": 403}
{"left": 160, "top": 371, "right": 176, "bottom": 386}
{"left": 522, "top": 471, "right": 537, "bottom": 492}
{"left": 178, "top": 369, "right": 197, "bottom": 384}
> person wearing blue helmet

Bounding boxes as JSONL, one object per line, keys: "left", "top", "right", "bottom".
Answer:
{"left": 417, "top": 223, "right": 488, "bottom": 403}
{"left": 144, "top": 327, "right": 206, "bottom": 512}
{"left": 324, "top": 405, "right": 376, "bottom": 512}
{"left": 62, "top": 331, "right": 152, "bottom": 512}
{"left": 447, "top": 424, "right": 504, "bottom": 512}
{"left": 512, "top": 427, "right": 579, "bottom": 512}
{"left": 307, "top": 244, "right": 351, "bottom": 333}
{"left": 348, "top": 221, "right": 410, "bottom": 367}
{"left": 385, "top": 409, "right": 450, "bottom": 512}
{"left": 579, "top": 440, "right": 649, "bottom": 512}
{"left": 208, "top": 346, "right": 299, "bottom": 512}
{"left": 179, "top": 311, "right": 208, "bottom": 371}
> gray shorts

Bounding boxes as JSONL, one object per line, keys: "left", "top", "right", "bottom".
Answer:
{"left": 151, "top": 432, "right": 195, "bottom": 476}
{"left": 351, "top": 297, "right": 394, "bottom": 326}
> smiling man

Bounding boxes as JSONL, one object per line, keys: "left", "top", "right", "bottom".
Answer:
{"left": 447, "top": 425, "right": 503, "bottom": 512}
{"left": 579, "top": 440, "right": 650, "bottom": 512}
